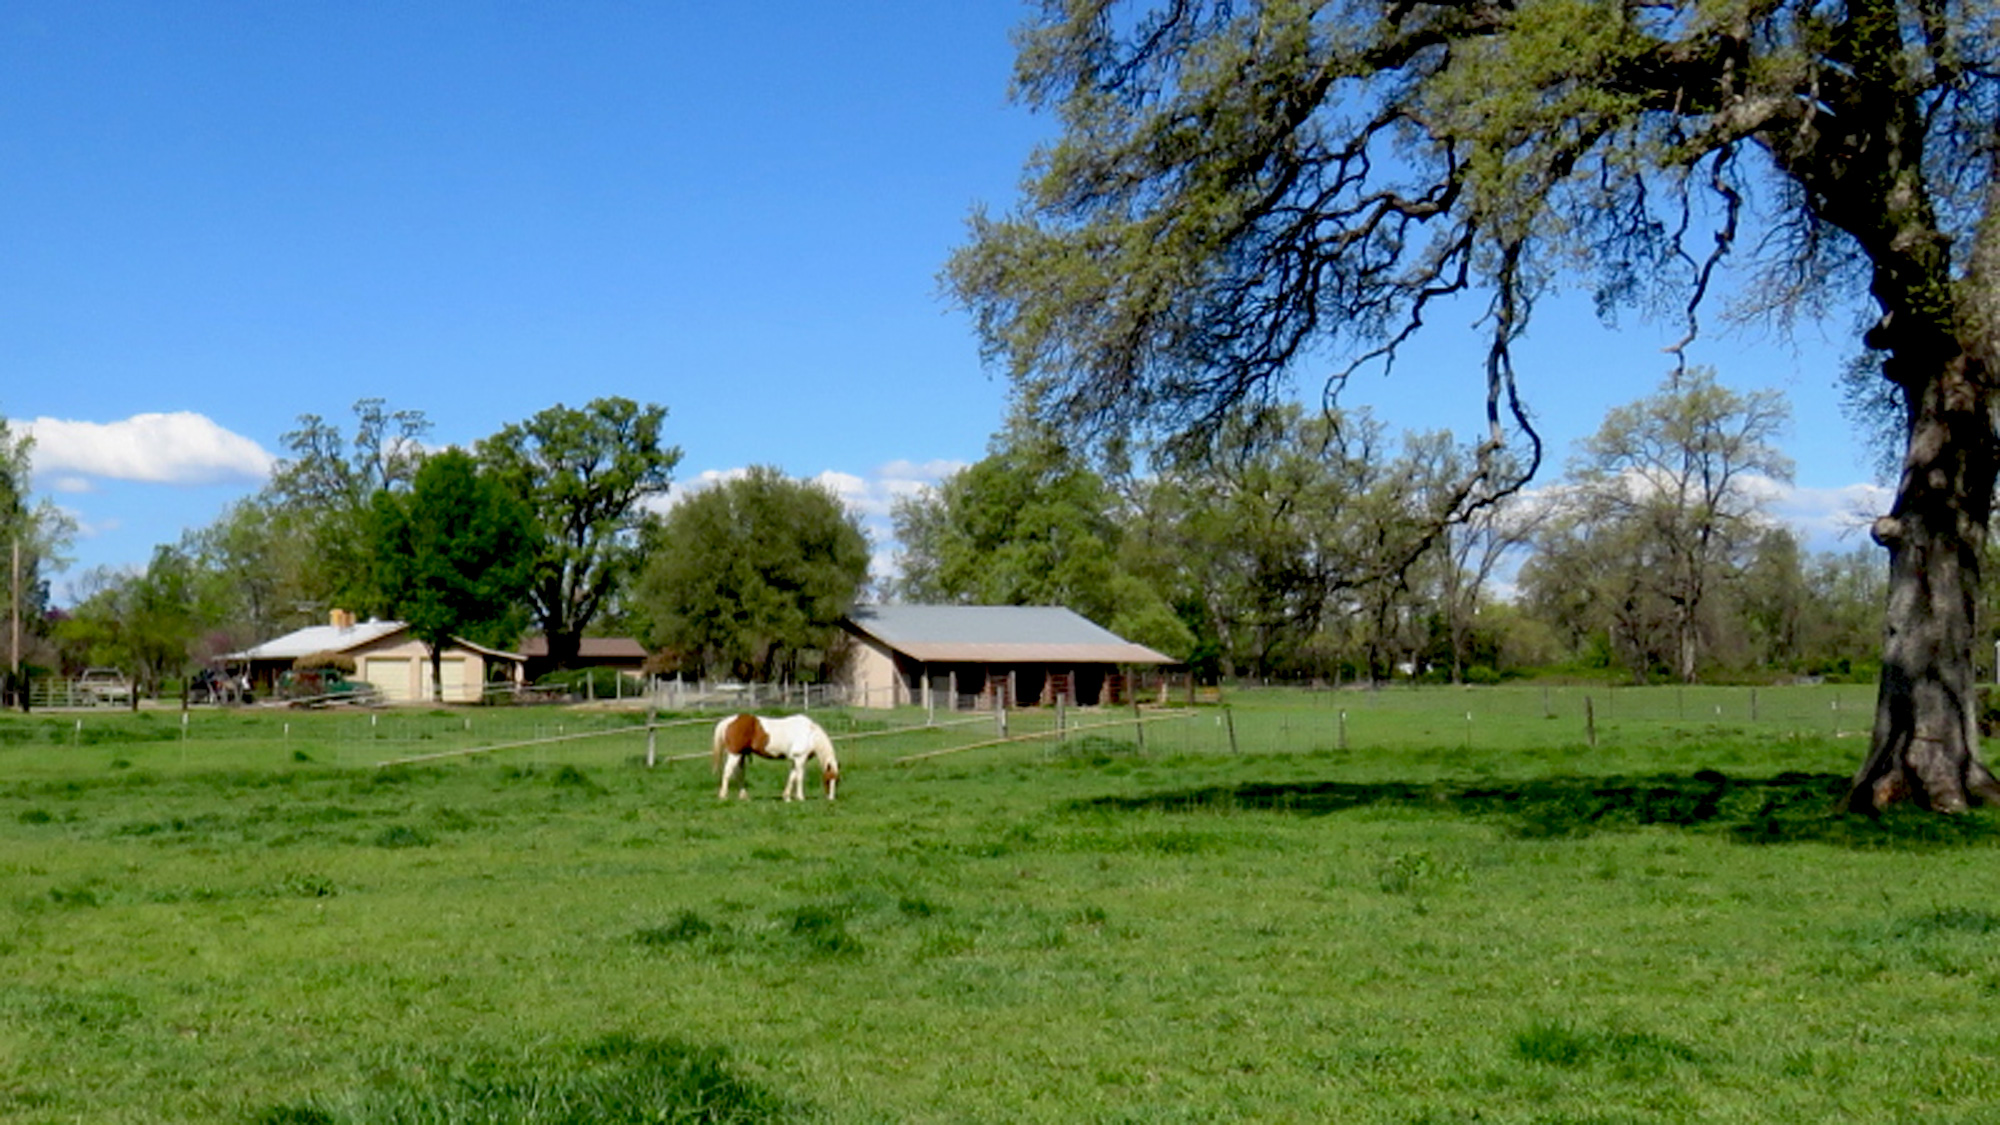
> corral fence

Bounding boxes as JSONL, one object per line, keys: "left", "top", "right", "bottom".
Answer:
{"left": 1, "top": 679, "right": 1900, "bottom": 774}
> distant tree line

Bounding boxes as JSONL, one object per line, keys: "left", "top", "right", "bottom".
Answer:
{"left": 0, "top": 374, "right": 1916, "bottom": 705}
{"left": 895, "top": 372, "right": 1896, "bottom": 689}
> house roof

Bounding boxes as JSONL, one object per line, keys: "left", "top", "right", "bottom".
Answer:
{"left": 844, "top": 605, "right": 1174, "bottom": 665}
{"left": 229, "top": 620, "right": 524, "bottom": 662}
{"left": 520, "top": 636, "right": 648, "bottom": 660}
{"left": 231, "top": 619, "right": 409, "bottom": 660}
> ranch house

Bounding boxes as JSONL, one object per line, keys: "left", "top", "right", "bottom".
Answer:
{"left": 230, "top": 612, "right": 526, "bottom": 704}
{"left": 839, "top": 605, "right": 1174, "bottom": 710}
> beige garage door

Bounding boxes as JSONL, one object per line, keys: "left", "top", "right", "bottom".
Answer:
{"left": 438, "top": 658, "right": 468, "bottom": 702}
{"left": 362, "top": 657, "right": 414, "bottom": 702}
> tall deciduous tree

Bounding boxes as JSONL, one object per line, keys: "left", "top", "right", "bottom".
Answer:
{"left": 637, "top": 467, "right": 869, "bottom": 681}
{"left": 1565, "top": 370, "right": 1792, "bottom": 683}
{"left": 263, "top": 398, "right": 431, "bottom": 617}
{"left": 368, "top": 449, "right": 536, "bottom": 702}
{"left": 477, "top": 398, "right": 680, "bottom": 671}
{"left": 950, "top": 0, "right": 2000, "bottom": 811}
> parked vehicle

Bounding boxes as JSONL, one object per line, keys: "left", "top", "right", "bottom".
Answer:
{"left": 277, "top": 667, "right": 377, "bottom": 705}
{"left": 74, "top": 667, "right": 133, "bottom": 705}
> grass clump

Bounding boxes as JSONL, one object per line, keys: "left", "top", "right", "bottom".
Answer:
{"left": 634, "top": 911, "right": 722, "bottom": 948}
{"left": 782, "top": 904, "right": 863, "bottom": 957}
{"left": 370, "top": 824, "right": 433, "bottom": 849}
{"left": 253, "top": 1035, "right": 793, "bottom": 1124}
{"left": 1513, "top": 1019, "right": 1701, "bottom": 1075}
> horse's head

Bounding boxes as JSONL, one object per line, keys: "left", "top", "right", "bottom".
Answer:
{"left": 814, "top": 730, "right": 841, "bottom": 800}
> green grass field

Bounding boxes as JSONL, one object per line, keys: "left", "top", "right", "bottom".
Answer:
{"left": 3, "top": 686, "right": 1998, "bottom": 1123}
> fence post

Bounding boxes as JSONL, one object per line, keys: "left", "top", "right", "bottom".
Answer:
{"left": 1133, "top": 700, "right": 1146, "bottom": 754}
{"left": 1586, "top": 696, "right": 1597, "bottom": 749}
{"left": 1750, "top": 688, "right": 1758, "bottom": 723}
{"left": 1225, "top": 706, "right": 1239, "bottom": 754}
{"left": 646, "top": 707, "right": 658, "bottom": 768}
{"left": 1338, "top": 709, "right": 1347, "bottom": 751}
{"left": 1057, "top": 694, "right": 1067, "bottom": 743}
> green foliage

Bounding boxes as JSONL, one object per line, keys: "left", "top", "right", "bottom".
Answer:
{"left": 892, "top": 421, "right": 1193, "bottom": 659}
{"left": 637, "top": 466, "right": 868, "bottom": 680}
{"left": 55, "top": 545, "right": 213, "bottom": 703}
{"left": 261, "top": 398, "right": 432, "bottom": 617}
{"left": 369, "top": 448, "right": 537, "bottom": 694}
{"left": 0, "top": 414, "right": 75, "bottom": 692}
{"left": 1522, "top": 369, "right": 1792, "bottom": 684}
{"left": 477, "top": 398, "right": 681, "bottom": 670}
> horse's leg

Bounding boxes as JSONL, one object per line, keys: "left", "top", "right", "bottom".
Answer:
{"left": 783, "top": 757, "right": 805, "bottom": 802}
{"left": 719, "top": 752, "right": 743, "bottom": 800}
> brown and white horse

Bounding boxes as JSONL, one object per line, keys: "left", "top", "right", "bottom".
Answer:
{"left": 711, "top": 713, "right": 841, "bottom": 801}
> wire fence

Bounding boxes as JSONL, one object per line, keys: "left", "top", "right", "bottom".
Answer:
{"left": 0, "top": 680, "right": 1894, "bottom": 776}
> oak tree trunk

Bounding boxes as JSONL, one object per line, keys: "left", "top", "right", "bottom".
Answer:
{"left": 1849, "top": 357, "right": 2000, "bottom": 813}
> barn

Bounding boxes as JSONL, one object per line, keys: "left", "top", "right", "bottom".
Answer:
{"left": 230, "top": 612, "right": 525, "bottom": 704}
{"left": 519, "top": 635, "right": 649, "bottom": 682}
{"left": 839, "top": 605, "right": 1175, "bottom": 710}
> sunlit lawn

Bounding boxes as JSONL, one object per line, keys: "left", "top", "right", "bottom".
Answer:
{"left": 1, "top": 687, "right": 1996, "bottom": 1123}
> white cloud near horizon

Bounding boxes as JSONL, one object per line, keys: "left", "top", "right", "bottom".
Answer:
{"left": 25, "top": 412, "right": 274, "bottom": 486}
{"left": 1762, "top": 478, "right": 1890, "bottom": 551}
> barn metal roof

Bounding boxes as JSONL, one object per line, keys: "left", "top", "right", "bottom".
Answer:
{"left": 844, "top": 605, "right": 1174, "bottom": 665}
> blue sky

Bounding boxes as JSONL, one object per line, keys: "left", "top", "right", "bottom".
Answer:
{"left": 2, "top": 2, "right": 1887, "bottom": 601}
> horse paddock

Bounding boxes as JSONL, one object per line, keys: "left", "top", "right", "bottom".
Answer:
{"left": 0, "top": 688, "right": 1996, "bottom": 1122}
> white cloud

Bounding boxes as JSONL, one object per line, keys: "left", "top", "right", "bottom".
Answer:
{"left": 1767, "top": 480, "right": 1890, "bottom": 550}
{"left": 25, "top": 412, "right": 274, "bottom": 486}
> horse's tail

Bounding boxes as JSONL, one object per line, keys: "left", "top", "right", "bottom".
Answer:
{"left": 711, "top": 717, "right": 731, "bottom": 776}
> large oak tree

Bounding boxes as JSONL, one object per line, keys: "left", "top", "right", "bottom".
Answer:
{"left": 950, "top": 0, "right": 2000, "bottom": 813}
{"left": 476, "top": 398, "right": 680, "bottom": 672}
{"left": 636, "top": 467, "right": 868, "bottom": 682}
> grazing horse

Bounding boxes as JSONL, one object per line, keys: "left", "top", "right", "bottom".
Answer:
{"left": 711, "top": 713, "right": 841, "bottom": 801}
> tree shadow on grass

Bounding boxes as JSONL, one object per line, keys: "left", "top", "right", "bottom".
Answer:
{"left": 1070, "top": 770, "right": 2000, "bottom": 848}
